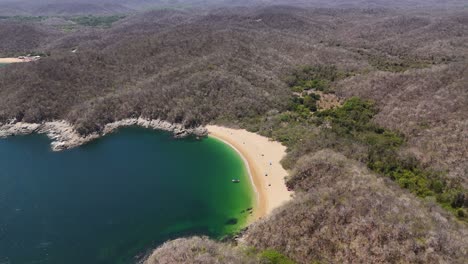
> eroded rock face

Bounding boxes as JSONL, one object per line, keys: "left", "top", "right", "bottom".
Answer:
{"left": 0, "top": 118, "right": 208, "bottom": 151}
{"left": 0, "top": 122, "right": 41, "bottom": 137}
{"left": 41, "top": 121, "right": 100, "bottom": 151}
{"left": 102, "top": 118, "right": 208, "bottom": 138}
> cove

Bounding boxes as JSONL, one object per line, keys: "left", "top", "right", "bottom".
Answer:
{"left": 0, "top": 127, "right": 254, "bottom": 264}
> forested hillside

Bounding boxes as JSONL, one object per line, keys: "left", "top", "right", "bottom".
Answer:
{"left": 0, "top": 20, "right": 62, "bottom": 56}
{"left": 0, "top": 3, "right": 467, "bottom": 263}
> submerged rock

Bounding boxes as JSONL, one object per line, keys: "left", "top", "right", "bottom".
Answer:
{"left": 225, "top": 218, "right": 238, "bottom": 225}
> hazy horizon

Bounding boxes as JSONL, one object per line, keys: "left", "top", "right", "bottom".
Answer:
{"left": 0, "top": 0, "right": 466, "bottom": 16}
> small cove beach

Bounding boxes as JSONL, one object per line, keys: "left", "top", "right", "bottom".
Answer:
{"left": 0, "top": 57, "right": 41, "bottom": 64}
{"left": 0, "top": 58, "right": 24, "bottom": 63}
{"left": 207, "top": 125, "right": 293, "bottom": 220}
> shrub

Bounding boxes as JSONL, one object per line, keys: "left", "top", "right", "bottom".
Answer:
{"left": 260, "top": 250, "right": 295, "bottom": 264}
{"left": 457, "top": 209, "right": 466, "bottom": 218}
{"left": 285, "top": 65, "right": 340, "bottom": 93}
{"left": 69, "top": 15, "right": 126, "bottom": 27}
{"left": 303, "top": 95, "right": 318, "bottom": 112}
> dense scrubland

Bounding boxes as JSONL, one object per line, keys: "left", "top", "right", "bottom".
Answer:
{"left": 244, "top": 150, "right": 467, "bottom": 263}
{"left": 0, "top": 2, "right": 467, "bottom": 263}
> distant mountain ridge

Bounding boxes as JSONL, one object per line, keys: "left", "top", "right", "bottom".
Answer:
{"left": 32, "top": 2, "right": 133, "bottom": 16}
{"left": 0, "top": 0, "right": 134, "bottom": 16}
{"left": 0, "top": 0, "right": 466, "bottom": 16}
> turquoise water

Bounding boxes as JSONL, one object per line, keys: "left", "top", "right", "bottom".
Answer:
{"left": 0, "top": 63, "right": 8, "bottom": 67}
{"left": 0, "top": 127, "right": 254, "bottom": 264}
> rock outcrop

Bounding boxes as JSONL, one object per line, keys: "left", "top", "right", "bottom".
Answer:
{"left": 0, "top": 118, "right": 208, "bottom": 151}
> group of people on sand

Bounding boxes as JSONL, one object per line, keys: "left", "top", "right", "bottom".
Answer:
{"left": 261, "top": 153, "right": 273, "bottom": 187}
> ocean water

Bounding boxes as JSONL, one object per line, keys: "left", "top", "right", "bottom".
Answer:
{"left": 0, "top": 127, "right": 254, "bottom": 264}
{"left": 0, "top": 63, "right": 8, "bottom": 67}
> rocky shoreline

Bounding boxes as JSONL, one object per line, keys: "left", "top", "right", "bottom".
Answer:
{"left": 0, "top": 118, "right": 208, "bottom": 151}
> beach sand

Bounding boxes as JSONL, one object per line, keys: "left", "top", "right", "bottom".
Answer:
{"left": 0, "top": 58, "right": 24, "bottom": 63}
{"left": 207, "top": 125, "right": 292, "bottom": 220}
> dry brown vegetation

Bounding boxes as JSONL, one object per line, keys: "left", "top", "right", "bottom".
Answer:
{"left": 0, "top": 3, "right": 467, "bottom": 263}
{"left": 245, "top": 150, "right": 468, "bottom": 263}
{"left": 0, "top": 20, "right": 62, "bottom": 57}
{"left": 1, "top": 7, "right": 466, "bottom": 135}
{"left": 336, "top": 64, "right": 468, "bottom": 188}
{"left": 143, "top": 237, "right": 257, "bottom": 264}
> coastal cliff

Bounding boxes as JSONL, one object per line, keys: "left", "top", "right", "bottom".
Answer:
{"left": 0, "top": 118, "right": 207, "bottom": 151}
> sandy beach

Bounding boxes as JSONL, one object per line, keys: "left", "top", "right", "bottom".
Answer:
{"left": 206, "top": 125, "right": 292, "bottom": 220}
{"left": 0, "top": 58, "right": 24, "bottom": 63}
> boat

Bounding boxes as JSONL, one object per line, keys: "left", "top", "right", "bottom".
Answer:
{"left": 232, "top": 179, "right": 240, "bottom": 183}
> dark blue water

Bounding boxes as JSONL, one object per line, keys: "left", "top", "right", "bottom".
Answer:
{"left": 0, "top": 127, "right": 253, "bottom": 264}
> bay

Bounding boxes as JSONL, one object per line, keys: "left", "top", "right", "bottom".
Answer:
{"left": 0, "top": 127, "right": 254, "bottom": 264}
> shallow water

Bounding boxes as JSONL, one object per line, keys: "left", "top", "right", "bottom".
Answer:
{"left": 0, "top": 127, "right": 253, "bottom": 264}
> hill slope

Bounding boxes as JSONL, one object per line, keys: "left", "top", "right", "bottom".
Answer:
{"left": 145, "top": 150, "right": 467, "bottom": 263}
{"left": 0, "top": 6, "right": 467, "bottom": 263}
